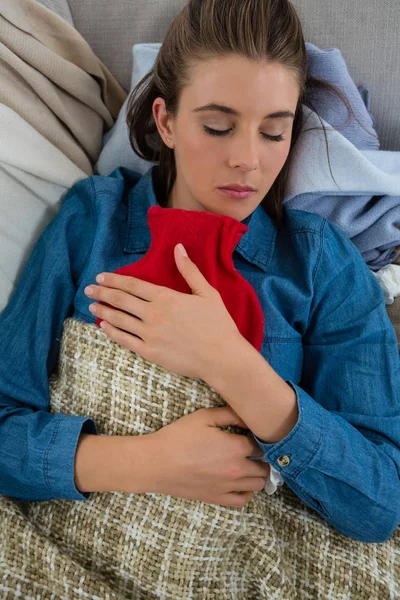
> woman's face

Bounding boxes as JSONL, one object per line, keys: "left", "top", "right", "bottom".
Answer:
{"left": 153, "top": 55, "right": 300, "bottom": 220}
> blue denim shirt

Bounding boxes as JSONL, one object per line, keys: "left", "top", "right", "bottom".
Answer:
{"left": 1, "top": 165, "right": 399, "bottom": 543}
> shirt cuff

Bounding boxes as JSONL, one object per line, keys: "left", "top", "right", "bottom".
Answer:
{"left": 43, "top": 414, "right": 98, "bottom": 501}
{"left": 264, "top": 465, "right": 285, "bottom": 495}
{"left": 251, "top": 380, "right": 324, "bottom": 479}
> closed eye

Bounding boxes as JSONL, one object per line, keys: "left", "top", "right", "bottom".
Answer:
{"left": 203, "top": 126, "right": 285, "bottom": 142}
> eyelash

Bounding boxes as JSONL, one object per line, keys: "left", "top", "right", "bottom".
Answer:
{"left": 203, "top": 126, "right": 285, "bottom": 142}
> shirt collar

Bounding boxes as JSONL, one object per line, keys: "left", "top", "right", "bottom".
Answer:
{"left": 122, "top": 165, "right": 277, "bottom": 273}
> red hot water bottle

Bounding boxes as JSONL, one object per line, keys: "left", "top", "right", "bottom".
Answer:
{"left": 96, "top": 205, "right": 265, "bottom": 352}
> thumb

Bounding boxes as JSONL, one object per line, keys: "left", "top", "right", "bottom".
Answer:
{"left": 174, "top": 243, "right": 210, "bottom": 296}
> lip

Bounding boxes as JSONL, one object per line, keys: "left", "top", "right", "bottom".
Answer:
{"left": 219, "top": 184, "right": 255, "bottom": 192}
{"left": 218, "top": 187, "right": 255, "bottom": 199}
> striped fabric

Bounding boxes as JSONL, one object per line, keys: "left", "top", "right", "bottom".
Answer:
{"left": 0, "top": 317, "right": 399, "bottom": 598}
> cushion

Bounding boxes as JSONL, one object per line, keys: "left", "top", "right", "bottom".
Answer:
{"left": 95, "top": 43, "right": 160, "bottom": 178}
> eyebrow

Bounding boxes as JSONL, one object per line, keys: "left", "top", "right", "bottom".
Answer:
{"left": 192, "top": 103, "right": 295, "bottom": 120}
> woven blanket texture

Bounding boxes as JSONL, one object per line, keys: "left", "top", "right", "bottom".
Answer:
{"left": 0, "top": 317, "right": 399, "bottom": 599}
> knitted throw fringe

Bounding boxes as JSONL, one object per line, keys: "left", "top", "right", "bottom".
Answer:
{"left": 0, "top": 317, "right": 399, "bottom": 599}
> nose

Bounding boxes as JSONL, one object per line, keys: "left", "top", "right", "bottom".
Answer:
{"left": 228, "top": 133, "right": 259, "bottom": 171}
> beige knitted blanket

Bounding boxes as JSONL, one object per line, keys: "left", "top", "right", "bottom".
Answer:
{"left": 0, "top": 317, "right": 399, "bottom": 599}
{"left": 0, "top": 0, "right": 128, "bottom": 315}
{"left": 0, "top": 0, "right": 127, "bottom": 175}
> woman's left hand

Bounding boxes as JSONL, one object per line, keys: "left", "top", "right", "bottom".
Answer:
{"left": 84, "top": 243, "right": 243, "bottom": 380}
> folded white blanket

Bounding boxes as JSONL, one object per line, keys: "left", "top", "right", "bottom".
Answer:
{"left": 0, "top": 104, "right": 86, "bottom": 313}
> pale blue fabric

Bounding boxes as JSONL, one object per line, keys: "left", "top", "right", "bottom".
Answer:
{"left": 284, "top": 105, "right": 400, "bottom": 271}
{"left": 0, "top": 165, "right": 399, "bottom": 543}
{"left": 303, "top": 44, "right": 379, "bottom": 151}
{"left": 95, "top": 42, "right": 400, "bottom": 270}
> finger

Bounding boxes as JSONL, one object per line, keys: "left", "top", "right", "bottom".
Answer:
{"left": 99, "top": 319, "right": 147, "bottom": 356}
{"left": 90, "top": 302, "right": 146, "bottom": 340}
{"left": 243, "top": 460, "right": 271, "bottom": 478}
{"left": 232, "top": 477, "right": 268, "bottom": 492}
{"left": 96, "top": 272, "right": 163, "bottom": 302}
{"left": 244, "top": 435, "right": 267, "bottom": 459}
{"left": 247, "top": 452, "right": 266, "bottom": 461}
{"left": 223, "top": 491, "right": 254, "bottom": 507}
{"left": 87, "top": 285, "right": 147, "bottom": 321}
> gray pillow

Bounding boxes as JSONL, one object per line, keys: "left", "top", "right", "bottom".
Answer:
{"left": 95, "top": 44, "right": 160, "bottom": 177}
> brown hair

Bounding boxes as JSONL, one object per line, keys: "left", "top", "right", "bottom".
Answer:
{"left": 126, "top": 0, "right": 376, "bottom": 228}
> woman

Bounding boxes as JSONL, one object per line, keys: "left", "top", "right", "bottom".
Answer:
{"left": 0, "top": 0, "right": 399, "bottom": 597}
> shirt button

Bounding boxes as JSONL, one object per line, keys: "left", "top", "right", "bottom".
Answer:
{"left": 277, "top": 455, "right": 290, "bottom": 467}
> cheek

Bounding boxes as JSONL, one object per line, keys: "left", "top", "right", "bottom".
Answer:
{"left": 266, "top": 143, "right": 291, "bottom": 173}
{"left": 181, "top": 128, "right": 216, "bottom": 172}
{"left": 177, "top": 125, "right": 204, "bottom": 157}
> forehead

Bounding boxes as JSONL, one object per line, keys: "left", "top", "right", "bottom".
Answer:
{"left": 182, "top": 55, "right": 300, "bottom": 114}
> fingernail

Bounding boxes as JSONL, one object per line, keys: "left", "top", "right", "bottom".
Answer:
{"left": 84, "top": 286, "right": 93, "bottom": 296}
{"left": 178, "top": 243, "right": 187, "bottom": 257}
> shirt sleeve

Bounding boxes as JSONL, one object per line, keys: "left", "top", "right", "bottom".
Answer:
{"left": 0, "top": 177, "right": 98, "bottom": 502}
{"left": 251, "top": 218, "right": 400, "bottom": 543}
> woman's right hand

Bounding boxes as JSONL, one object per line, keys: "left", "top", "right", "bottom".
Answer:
{"left": 145, "top": 406, "right": 271, "bottom": 508}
